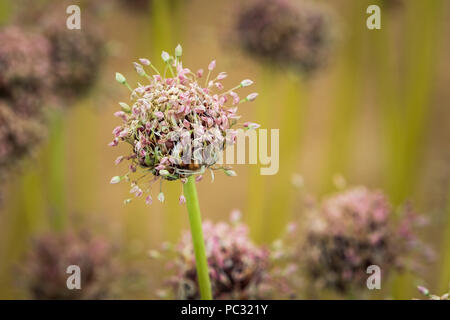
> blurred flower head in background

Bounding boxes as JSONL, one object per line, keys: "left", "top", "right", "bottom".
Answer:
{"left": 156, "top": 212, "right": 293, "bottom": 299}
{"left": 0, "top": 27, "right": 50, "bottom": 180}
{"left": 0, "top": 27, "right": 52, "bottom": 115}
{"left": 302, "top": 186, "right": 427, "bottom": 294}
{"left": 36, "top": 4, "right": 106, "bottom": 101}
{"left": 235, "top": 0, "right": 336, "bottom": 75}
{"left": 19, "top": 231, "right": 117, "bottom": 299}
{"left": 110, "top": 45, "right": 258, "bottom": 203}
{"left": 0, "top": 101, "right": 46, "bottom": 176}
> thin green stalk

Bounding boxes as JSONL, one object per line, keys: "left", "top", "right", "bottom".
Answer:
{"left": 320, "top": 1, "right": 364, "bottom": 193}
{"left": 246, "top": 66, "right": 275, "bottom": 243}
{"left": 376, "top": 0, "right": 443, "bottom": 299}
{"left": 183, "top": 176, "right": 212, "bottom": 300}
{"left": 265, "top": 74, "right": 304, "bottom": 240}
{"left": 46, "top": 110, "right": 67, "bottom": 231}
{"left": 0, "top": 0, "right": 11, "bottom": 25}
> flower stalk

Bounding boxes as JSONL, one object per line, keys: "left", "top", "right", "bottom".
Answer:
{"left": 183, "top": 176, "right": 212, "bottom": 300}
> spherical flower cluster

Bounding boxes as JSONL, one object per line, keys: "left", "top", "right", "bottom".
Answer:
{"left": 20, "top": 232, "right": 116, "bottom": 299}
{"left": 37, "top": 5, "right": 105, "bottom": 100}
{"left": 110, "top": 45, "right": 258, "bottom": 204}
{"left": 235, "top": 0, "right": 336, "bottom": 75}
{"left": 161, "top": 213, "right": 288, "bottom": 299}
{"left": 416, "top": 285, "right": 449, "bottom": 300}
{"left": 302, "top": 187, "right": 422, "bottom": 294}
{"left": 0, "top": 27, "right": 52, "bottom": 115}
{"left": 0, "top": 101, "right": 46, "bottom": 174}
{"left": 0, "top": 27, "right": 50, "bottom": 178}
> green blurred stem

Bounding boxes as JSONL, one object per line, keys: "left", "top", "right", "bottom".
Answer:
{"left": 0, "top": 0, "right": 12, "bottom": 25}
{"left": 246, "top": 67, "right": 274, "bottom": 242}
{"left": 183, "top": 176, "right": 212, "bottom": 300}
{"left": 47, "top": 110, "right": 67, "bottom": 231}
{"left": 265, "top": 75, "right": 304, "bottom": 240}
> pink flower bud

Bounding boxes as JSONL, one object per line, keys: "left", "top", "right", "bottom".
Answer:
{"left": 243, "top": 122, "right": 260, "bottom": 130}
{"left": 145, "top": 195, "right": 153, "bottom": 205}
{"left": 139, "top": 58, "right": 151, "bottom": 66}
{"left": 196, "top": 69, "right": 204, "bottom": 78}
{"left": 108, "top": 138, "right": 119, "bottom": 147}
{"left": 114, "top": 156, "right": 124, "bottom": 165}
{"left": 208, "top": 60, "right": 216, "bottom": 71}
{"left": 246, "top": 93, "right": 258, "bottom": 102}
{"left": 418, "top": 286, "right": 429, "bottom": 296}
{"left": 217, "top": 72, "right": 227, "bottom": 80}
{"left": 179, "top": 195, "right": 186, "bottom": 205}
{"left": 240, "top": 79, "right": 253, "bottom": 87}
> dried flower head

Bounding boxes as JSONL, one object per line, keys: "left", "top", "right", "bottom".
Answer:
{"left": 0, "top": 27, "right": 52, "bottom": 115}
{"left": 302, "top": 186, "right": 424, "bottom": 294}
{"left": 0, "top": 101, "right": 46, "bottom": 175}
{"left": 415, "top": 285, "right": 449, "bottom": 300}
{"left": 110, "top": 45, "right": 258, "bottom": 203}
{"left": 20, "top": 232, "right": 116, "bottom": 299}
{"left": 235, "top": 0, "right": 336, "bottom": 75}
{"left": 159, "top": 214, "right": 291, "bottom": 299}
{"left": 37, "top": 6, "right": 106, "bottom": 100}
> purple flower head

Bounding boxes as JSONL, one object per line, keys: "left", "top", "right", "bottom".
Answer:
{"left": 20, "top": 231, "right": 117, "bottom": 299}
{"left": 302, "top": 186, "right": 426, "bottom": 294}
{"left": 0, "top": 27, "right": 52, "bottom": 115}
{"left": 160, "top": 215, "right": 292, "bottom": 299}
{"left": 35, "top": 3, "right": 106, "bottom": 101}
{"left": 0, "top": 27, "right": 50, "bottom": 177}
{"left": 235, "top": 0, "right": 337, "bottom": 75}
{"left": 0, "top": 101, "right": 47, "bottom": 176}
{"left": 110, "top": 45, "right": 257, "bottom": 203}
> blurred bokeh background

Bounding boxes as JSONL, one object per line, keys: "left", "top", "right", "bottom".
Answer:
{"left": 0, "top": 0, "right": 449, "bottom": 299}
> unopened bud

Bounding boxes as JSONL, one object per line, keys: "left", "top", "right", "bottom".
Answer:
{"left": 115, "top": 72, "right": 126, "bottom": 84}
{"left": 119, "top": 102, "right": 131, "bottom": 113}
{"left": 159, "top": 170, "right": 170, "bottom": 176}
{"left": 110, "top": 176, "right": 121, "bottom": 184}
{"left": 240, "top": 79, "right": 253, "bottom": 87}
{"left": 161, "top": 51, "right": 170, "bottom": 63}
{"left": 225, "top": 169, "right": 237, "bottom": 177}
{"left": 208, "top": 60, "right": 216, "bottom": 71}
{"left": 417, "top": 286, "right": 429, "bottom": 296}
{"left": 139, "top": 58, "right": 151, "bottom": 66}
{"left": 243, "top": 122, "right": 260, "bottom": 130}
{"left": 175, "top": 44, "right": 182, "bottom": 57}
{"left": 246, "top": 93, "right": 258, "bottom": 102}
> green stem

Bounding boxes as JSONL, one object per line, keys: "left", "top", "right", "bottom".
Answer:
{"left": 183, "top": 176, "right": 212, "bottom": 300}
{"left": 46, "top": 110, "right": 67, "bottom": 231}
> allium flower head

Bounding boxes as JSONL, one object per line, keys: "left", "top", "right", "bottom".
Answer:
{"left": 156, "top": 213, "right": 293, "bottom": 299}
{"left": 110, "top": 45, "right": 258, "bottom": 203}
{"left": 0, "top": 27, "right": 52, "bottom": 114}
{"left": 236, "top": 0, "right": 336, "bottom": 75}
{"left": 36, "top": 4, "right": 106, "bottom": 100}
{"left": 20, "top": 232, "right": 116, "bottom": 299}
{"left": 302, "top": 187, "right": 424, "bottom": 294}
{"left": 0, "top": 101, "right": 46, "bottom": 175}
